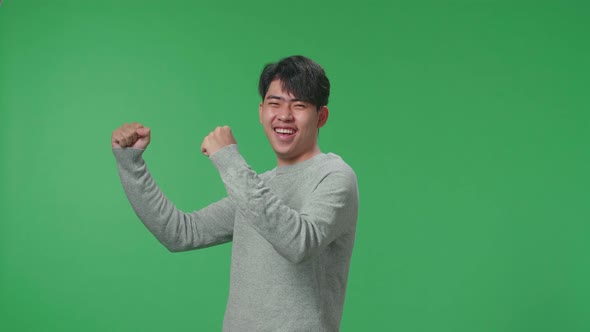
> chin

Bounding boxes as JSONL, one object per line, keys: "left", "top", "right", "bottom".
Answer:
{"left": 273, "top": 148, "right": 294, "bottom": 158}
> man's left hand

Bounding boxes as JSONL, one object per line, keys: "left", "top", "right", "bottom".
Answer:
{"left": 201, "top": 126, "right": 237, "bottom": 157}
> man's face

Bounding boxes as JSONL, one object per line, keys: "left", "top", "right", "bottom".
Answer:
{"left": 259, "top": 79, "right": 328, "bottom": 166}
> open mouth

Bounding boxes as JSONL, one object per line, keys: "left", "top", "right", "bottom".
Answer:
{"left": 274, "top": 127, "right": 296, "bottom": 134}
{"left": 273, "top": 127, "right": 297, "bottom": 139}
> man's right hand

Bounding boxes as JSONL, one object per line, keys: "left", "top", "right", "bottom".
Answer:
{"left": 111, "top": 122, "right": 151, "bottom": 149}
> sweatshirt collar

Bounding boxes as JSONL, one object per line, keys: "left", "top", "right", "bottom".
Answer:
{"left": 274, "top": 153, "right": 328, "bottom": 175}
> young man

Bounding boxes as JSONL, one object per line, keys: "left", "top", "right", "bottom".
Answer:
{"left": 112, "top": 55, "right": 359, "bottom": 331}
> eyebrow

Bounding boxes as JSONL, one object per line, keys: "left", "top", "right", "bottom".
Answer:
{"left": 266, "top": 95, "right": 304, "bottom": 102}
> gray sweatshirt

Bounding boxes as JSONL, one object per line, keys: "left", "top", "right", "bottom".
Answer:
{"left": 113, "top": 144, "right": 359, "bottom": 331}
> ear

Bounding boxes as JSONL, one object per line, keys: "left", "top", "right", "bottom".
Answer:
{"left": 259, "top": 102, "right": 263, "bottom": 124}
{"left": 317, "top": 106, "right": 329, "bottom": 128}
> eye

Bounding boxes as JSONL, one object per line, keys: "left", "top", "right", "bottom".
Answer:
{"left": 294, "top": 104, "right": 306, "bottom": 109}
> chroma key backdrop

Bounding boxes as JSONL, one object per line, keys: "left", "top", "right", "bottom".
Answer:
{"left": 1, "top": 1, "right": 588, "bottom": 331}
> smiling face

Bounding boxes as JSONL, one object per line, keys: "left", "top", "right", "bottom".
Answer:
{"left": 259, "top": 80, "right": 329, "bottom": 166}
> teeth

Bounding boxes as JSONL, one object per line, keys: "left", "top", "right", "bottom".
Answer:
{"left": 275, "top": 128, "right": 295, "bottom": 134}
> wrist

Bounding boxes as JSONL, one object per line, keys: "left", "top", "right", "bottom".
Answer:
{"left": 208, "top": 144, "right": 237, "bottom": 159}
{"left": 209, "top": 144, "right": 244, "bottom": 175}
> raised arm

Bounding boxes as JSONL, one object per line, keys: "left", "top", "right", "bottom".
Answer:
{"left": 209, "top": 144, "right": 358, "bottom": 264}
{"left": 112, "top": 123, "right": 235, "bottom": 252}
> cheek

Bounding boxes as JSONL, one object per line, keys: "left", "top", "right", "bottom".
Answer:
{"left": 264, "top": 109, "right": 276, "bottom": 120}
{"left": 267, "top": 116, "right": 276, "bottom": 127}
{"left": 299, "top": 115, "right": 317, "bottom": 130}
{"left": 260, "top": 112, "right": 271, "bottom": 124}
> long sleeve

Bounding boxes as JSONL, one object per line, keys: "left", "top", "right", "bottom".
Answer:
{"left": 113, "top": 148, "right": 235, "bottom": 252}
{"left": 209, "top": 145, "right": 358, "bottom": 264}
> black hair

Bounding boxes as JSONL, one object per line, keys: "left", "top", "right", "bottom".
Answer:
{"left": 258, "top": 55, "right": 330, "bottom": 111}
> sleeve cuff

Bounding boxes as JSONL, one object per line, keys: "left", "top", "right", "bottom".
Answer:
{"left": 112, "top": 147, "right": 146, "bottom": 164}
{"left": 209, "top": 144, "right": 247, "bottom": 176}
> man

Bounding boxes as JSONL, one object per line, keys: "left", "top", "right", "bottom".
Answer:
{"left": 112, "top": 55, "right": 359, "bottom": 331}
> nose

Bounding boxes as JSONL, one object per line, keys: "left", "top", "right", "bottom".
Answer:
{"left": 276, "top": 105, "right": 294, "bottom": 121}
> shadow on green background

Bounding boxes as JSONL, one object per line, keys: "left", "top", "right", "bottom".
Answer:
{"left": 1, "top": 0, "right": 588, "bottom": 331}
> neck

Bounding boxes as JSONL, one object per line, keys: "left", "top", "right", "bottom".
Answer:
{"left": 277, "top": 145, "right": 322, "bottom": 167}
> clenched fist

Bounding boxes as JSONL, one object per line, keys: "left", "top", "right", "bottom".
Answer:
{"left": 201, "top": 126, "right": 237, "bottom": 157}
{"left": 111, "top": 122, "right": 151, "bottom": 149}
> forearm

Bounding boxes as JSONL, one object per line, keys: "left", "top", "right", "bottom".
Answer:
{"left": 113, "top": 148, "right": 234, "bottom": 251}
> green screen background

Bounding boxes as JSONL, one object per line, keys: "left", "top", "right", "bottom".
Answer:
{"left": 1, "top": 0, "right": 588, "bottom": 331}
